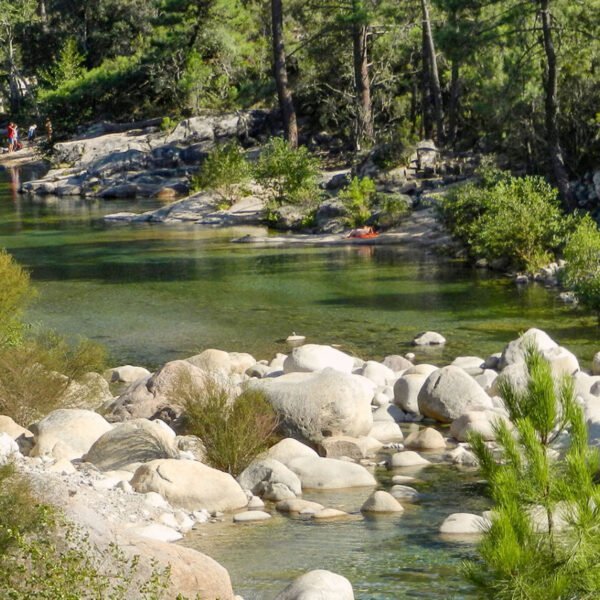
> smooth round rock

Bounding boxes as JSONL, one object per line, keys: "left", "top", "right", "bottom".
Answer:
{"left": 233, "top": 510, "right": 272, "bottom": 523}
{"left": 390, "top": 451, "right": 431, "bottom": 468}
{"left": 403, "top": 427, "right": 446, "bottom": 450}
{"left": 275, "top": 569, "right": 354, "bottom": 600}
{"left": 439, "top": 513, "right": 490, "bottom": 536}
{"left": 361, "top": 490, "right": 404, "bottom": 513}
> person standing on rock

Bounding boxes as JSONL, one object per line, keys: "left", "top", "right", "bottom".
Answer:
{"left": 27, "top": 124, "right": 37, "bottom": 144}
{"left": 7, "top": 122, "right": 16, "bottom": 152}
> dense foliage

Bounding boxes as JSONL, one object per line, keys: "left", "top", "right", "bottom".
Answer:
{"left": 254, "top": 137, "right": 320, "bottom": 206}
{"left": 439, "top": 168, "right": 570, "bottom": 272}
{"left": 0, "top": 0, "right": 597, "bottom": 180}
{"left": 191, "top": 141, "right": 252, "bottom": 207}
{"left": 0, "top": 249, "right": 32, "bottom": 346}
{"left": 561, "top": 215, "right": 600, "bottom": 319}
{"left": 465, "top": 347, "right": 600, "bottom": 599}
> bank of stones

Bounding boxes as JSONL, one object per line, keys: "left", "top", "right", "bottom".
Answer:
{"left": 0, "top": 327, "right": 596, "bottom": 598}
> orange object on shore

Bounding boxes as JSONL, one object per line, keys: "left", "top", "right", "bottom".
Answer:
{"left": 349, "top": 231, "right": 379, "bottom": 239}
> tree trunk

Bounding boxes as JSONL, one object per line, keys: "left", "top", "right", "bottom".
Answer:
{"left": 539, "top": 0, "right": 574, "bottom": 211}
{"left": 7, "top": 34, "right": 21, "bottom": 114}
{"left": 448, "top": 59, "right": 460, "bottom": 147}
{"left": 38, "top": 0, "right": 47, "bottom": 25}
{"left": 421, "top": 27, "right": 433, "bottom": 140}
{"left": 421, "top": 0, "right": 444, "bottom": 144}
{"left": 351, "top": 0, "right": 373, "bottom": 150}
{"left": 271, "top": 0, "right": 298, "bottom": 148}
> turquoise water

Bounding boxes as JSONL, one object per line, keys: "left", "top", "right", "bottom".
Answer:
{"left": 1, "top": 165, "right": 599, "bottom": 598}
{"left": 0, "top": 167, "right": 597, "bottom": 370}
{"left": 182, "top": 462, "right": 487, "bottom": 599}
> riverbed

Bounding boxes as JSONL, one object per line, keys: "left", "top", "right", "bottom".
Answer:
{"left": 1, "top": 166, "right": 598, "bottom": 598}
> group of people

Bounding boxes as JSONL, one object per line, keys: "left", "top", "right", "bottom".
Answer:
{"left": 5, "top": 118, "right": 52, "bottom": 153}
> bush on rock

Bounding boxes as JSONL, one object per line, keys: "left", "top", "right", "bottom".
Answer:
{"left": 173, "top": 372, "right": 279, "bottom": 476}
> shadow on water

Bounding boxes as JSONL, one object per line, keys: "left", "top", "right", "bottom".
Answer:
{"left": 0, "top": 168, "right": 598, "bottom": 369}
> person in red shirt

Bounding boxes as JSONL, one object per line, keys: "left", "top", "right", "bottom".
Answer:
{"left": 7, "top": 122, "right": 16, "bottom": 152}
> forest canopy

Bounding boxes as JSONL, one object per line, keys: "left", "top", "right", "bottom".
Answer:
{"left": 0, "top": 0, "right": 598, "bottom": 179}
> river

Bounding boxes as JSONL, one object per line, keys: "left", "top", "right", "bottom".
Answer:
{"left": 0, "top": 165, "right": 597, "bottom": 598}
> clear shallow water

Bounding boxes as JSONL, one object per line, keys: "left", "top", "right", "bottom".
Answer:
{"left": 0, "top": 167, "right": 598, "bottom": 370}
{"left": 182, "top": 462, "right": 488, "bottom": 599}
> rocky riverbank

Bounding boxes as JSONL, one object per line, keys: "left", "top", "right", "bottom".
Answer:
{"left": 2, "top": 328, "right": 599, "bottom": 598}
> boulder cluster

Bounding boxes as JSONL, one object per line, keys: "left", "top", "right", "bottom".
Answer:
{"left": 1, "top": 329, "right": 598, "bottom": 599}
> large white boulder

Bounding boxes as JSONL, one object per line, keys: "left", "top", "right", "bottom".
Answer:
{"left": 412, "top": 331, "right": 446, "bottom": 346}
{"left": 30, "top": 409, "right": 112, "bottom": 460}
{"left": 382, "top": 355, "right": 414, "bottom": 372}
{"left": 318, "top": 436, "right": 372, "bottom": 460}
{"left": 360, "top": 361, "right": 395, "bottom": 386}
{"left": 361, "top": 490, "right": 404, "bottom": 513}
{"left": 108, "top": 365, "right": 152, "bottom": 384}
{"left": 417, "top": 366, "right": 493, "bottom": 423}
{"left": 130, "top": 537, "right": 236, "bottom": 600}
{"left": 0, "top": 415, "right": 33, "bottom": 441}
{"left": 498, "top": 328, "right": 558, "bottom": 370}
{"left": 394, "top": 373, "right": 428, "bottom": 414}
{"left": 450, "top": 410, "right": 511, "bottom": 442}
{"left": 286, "top": 456, "right": 376, "bottom": 489}
{"left": 390, "top": 451, "right": 431, "bottom": 468}
{"left": 450, "top": 356, "right": 485, "bottom": 374}
{"left": 83, "top": 419, "right": 179, "bottom": 471}
{"left": 251, "top": 368, "right": 373, "bottom": 444}
{"left": 283, "top": 344, "right": 355, "bottom": 374}
{"left": 104, "top": 359, "right": 207, "bottom": 421}
{"left": 237, "top": 458, "right": 302, "bottom": 496}
{"left": 439, "top": 513, "right": 490, "bottom": 536}
{"left": 130, "top": 459, "right": 248, "bottom": 512}
{"left": 266, "top": 438, "right": 319, "bottom": 467}
{"left": 403, "top": 427, "right": 446, "bottom": 450}
{"left": 368, "top": 422, "right": 404, "bottom": 443}
{"left": 186, "top": 349, "right": 255, "bottom": 375}
{"left": 275, "top": 570, "right": 354, "bottom": 600}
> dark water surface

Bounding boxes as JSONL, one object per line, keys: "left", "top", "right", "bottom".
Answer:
{"left": 0, "top": 167, "right": 597, "bottom": 370}
{"left": 1, "top": 166, "right": 599, "bottom": 598}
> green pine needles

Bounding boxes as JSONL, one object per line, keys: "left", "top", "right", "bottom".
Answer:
{"left": 465, "top": 347, "right": 600, "bottom": 600}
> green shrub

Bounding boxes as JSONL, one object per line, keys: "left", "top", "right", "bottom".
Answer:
{"left": 464, "top": 347, "right": 600, "bottom": 599}
{"left": 561, "top": 214, "right": 600, "bottom": 319}
{"left": 191, "top": 142, "right": 252, "bottom": 208}
{"left": 374, "top": 193, "right": 411, "bottom": 229}
{"left": 439, "top": 170, "right": 568, "bottom": 272}
{"left": 160, "top": 116, "right": 178, "bottom": 132}
{"left": 0, "top": 332, "right": 108, "bottom": 426}
{"left": 173, "top": 373, "right": 279, "bottom": 476}
{"left": 338, "top": 176, "right": 377, "bottom": 227}
{"left": 0, "top": 463, "right": 171, "bottom": 598}
{"left": 254, "top": 138, "right": 321, "bottom": 206}
{"left": 0, "top": 249, "right": 34, "bottom": 346}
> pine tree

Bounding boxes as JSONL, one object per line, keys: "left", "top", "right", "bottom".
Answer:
{"left": 465, "top": 346, "right": 600, "bottom": 599}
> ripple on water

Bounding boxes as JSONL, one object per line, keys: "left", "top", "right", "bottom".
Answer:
{"left": 181, "top": 466, "right": 486, "bottom": 599}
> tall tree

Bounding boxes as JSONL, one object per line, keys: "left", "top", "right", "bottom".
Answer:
{"left": 0, "top": 0, "right": 38, "bottom": 113}
{"left": 350, "top": 0, "right": 373, "bottom": 149}
{"left": 538, "top": 0, "right": 573, "bottom": 210}
{"left": 420, "top": 0, "right": 444, "bottom": 144}
{"left": 271, "top": 0, "right": 298, "bottom": 147}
